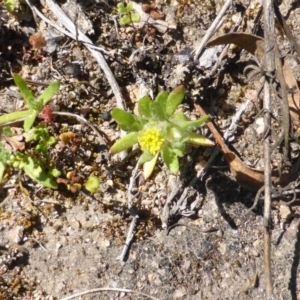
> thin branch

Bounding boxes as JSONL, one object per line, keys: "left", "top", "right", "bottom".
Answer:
{"left": 194, "top": 0, "right": 232, "bottom": 61}
{"left": 262, "top": 0, "right": 276, "bottom": 297}
{"left": 119, "top": 214, "right": 139, "bottom": 261}
{"left": 119, "top": 161, "right": 140, "bottom": 261}
{"left": 61, "top": 287, "right": 160, "bottom": 300}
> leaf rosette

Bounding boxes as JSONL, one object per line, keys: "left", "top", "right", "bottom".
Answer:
{"left": 110, "top": 86, "right": 214, "bottom": 179}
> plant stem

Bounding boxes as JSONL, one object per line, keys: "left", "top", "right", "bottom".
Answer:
{"left": 262, "top": 0, "right": 275, "bottom": 298}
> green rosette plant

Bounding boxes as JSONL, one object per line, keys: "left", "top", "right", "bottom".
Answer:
{"left": 110, "top": 86, "right": 214, "bottom": 179}
{"left": 117, "top": 2, "right": 140, "bottom": 26}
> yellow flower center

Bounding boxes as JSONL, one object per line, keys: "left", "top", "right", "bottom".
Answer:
{"left": 138, "top": 128, "right": 165, "bottom": 155}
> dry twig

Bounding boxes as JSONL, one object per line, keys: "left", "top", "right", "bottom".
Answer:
{"left": 262, "top": 0, "right": 276, "bottom": 297}
{"left": 61, "top": 287, "right": 160, "bottom": 300}
{"left": 194, "top": 0, "right": 232, "bottom": 61}
{"left": 119, "top": 161, "right": 140, "bottom": 261}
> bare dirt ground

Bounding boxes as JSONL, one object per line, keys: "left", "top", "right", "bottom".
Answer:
{"left": 1, "top": 0, "right": 300, "bottom": 299}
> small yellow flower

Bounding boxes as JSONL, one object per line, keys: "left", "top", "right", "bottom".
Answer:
{"left": 138, "top": 128, "right": 165, "bottom": 155}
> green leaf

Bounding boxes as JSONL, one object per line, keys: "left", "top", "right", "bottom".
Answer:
{"left": 150, "top": 101, "right": 166, "bottom": 121}
{"left": 177, "top": 115, "right": 210, "bottom": 131}
{"left": 171, "top": 143, "right": 185, "bottom": 157}
{"left": 5, "top": 0, "right": 15, "bottom": 13}
{"left": 51, "top": 169, "right": 61, "bottom": 178}
{"left": 0, "top": 109, "right": 31, "bottom": 125}
{"left": 186, "top": 132, "right": 214, "bottom": 147}
{"left": 0, "top": 143, "right": 10, "bottom": 163}
{"left": 23, "top": 157, "right": 58, "bottom": 189}
{"left": 13, "top": 74, "right": 35, "bottom": 107}
{"left": 112, "top": 108, "right": 135, "bottom": 125}
{"left": 161, "top": 147, "right": 179, "bottom": 174}
{"left": 154, "top": 91, "right": 168, "bottom": 113}
{"left": 143, "top": 152, "right": 159, "bottom": 179}
{"left": 165, "top": 126, "right": 183, "bottom": 142}
{"left": 120, "top": 15, "right": 131, "bottom": 25}
{"left": 138, "top": 150, "right": 154, "bottom": 164}
{"left": 131, "top": 12, "right": 140, "bottom": 23}
{"left": 170, "top": 111, "right": 189, "bottom": 123}
{"left": 111, "top": 108, "right": 142, "bottom": 132}
{"left": 126, "top": 2, "right": 133, "bottom": 12}
{"left": 121, "top": 121, "right": 143, "bottom": 132}
{"left": 165, "top": 85, "right": 185, "bottom": 117}
{"left": 24, "top": 110, "right": 38, "bottom": 132}
{"left": 117, "top": 2, "right": 126, "bottom": 13}
{"left": 2, "top": 126, "right": 13, "bottom": 137}
{"left": 37, "top": 81, "right": 60, "bottom": 106}
{"left": 138, "top": 95, "right": 152, "bottom": 119}
{"left": 110, "top": 132, "right": 139, "bottom": 154}
{"left": 29, "top": 99, "right": 43, "bottom": 111}
{"left": 85, "top": 175, "right": 100, "bottom": 193}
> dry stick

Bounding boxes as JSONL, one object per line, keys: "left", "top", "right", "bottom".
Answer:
{"left": 194, "top": 0, "right": 232, "bottom": 61}
{"left": 262, "top": 0, "right": 275, "bottom": 298}
{"left": 61, "top": 287, "right": 160, "bottom": 300}
{"left": 119, "top": 161, "right": 140, "bottom": 261}
{"left": 119, "top": 213, "right": 139, "bottom": 261}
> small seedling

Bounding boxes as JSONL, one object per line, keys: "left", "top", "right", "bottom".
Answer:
{"left": 117, "top": 2, "right": 140, "bottom": 26}
{"left": 5, "top": 0, "right": 16, "bottom": 13}
{"left": 85, "top": 175, "right": 100, "bottom": 194}
{"left": 110, "top": 86, "right": 214, "bottom": 179}
{"left": 57, "top": 170, "right": 82, "bottom": 193}
{"left": 0, "top": 125, "right": 61, "bottom": 188}
{"left": 0, "top": 74, "right": 60, "bottom": 132}
{"left": 25, "top": 125, "right": 57, "bottom": 156}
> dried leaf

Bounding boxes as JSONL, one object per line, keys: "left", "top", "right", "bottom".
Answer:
{"left": 195, "top": 104, "right": 300, "bottom": 190}
{"left": 206, "top": 33, "right": 265, "bottom": 61}
{"left": 4, "top": 135, "right": 25, "bottom": 151}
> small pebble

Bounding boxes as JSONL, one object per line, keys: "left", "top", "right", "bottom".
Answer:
{"left": 8, "top": 226, "right": 24, "bottom": 244}
{"left": 249, "top": 249, "right": 259, "bottom": 257}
